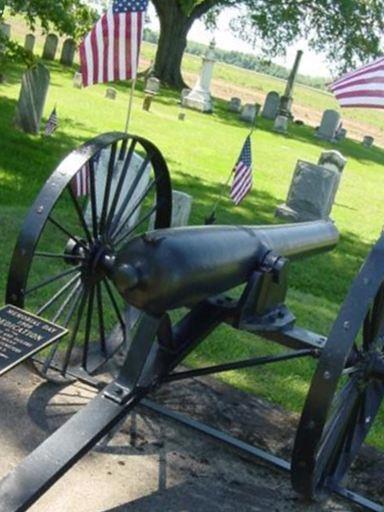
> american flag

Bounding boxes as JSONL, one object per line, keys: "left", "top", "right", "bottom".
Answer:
{"left": 71, "top": 163, "right": 90, "bottom": 197}
{"left": 79, "top": 0, "right": 148, "bottom": 88}
{"left": 44, "top": 107, "right": 58, "bottom": 136}
{"left": 330, "top": 56, "right": 384, "bottom": 109}
{"left": 230, "top": 135, "right": 253, "bottom": 205}
{"left": 71, "top": 153, "right": 100, "bottom": 197}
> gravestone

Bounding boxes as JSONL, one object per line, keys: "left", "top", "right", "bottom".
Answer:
{"left": 273, "top": 114, "right": 288, "bottom": 134}
{"left": 42, "top": 34, "right": 59, "bottom": 61}
{"left": 315, "top": 110, "right": 341, "bottom": 142}
{"left": 278, "top": 50, "right": 303, "bottom": 118}
{"left": 240, "top": 103, "right": 259, "bottom": 123}
{"left": 318, "top": 150, "right": 347, "bottom": 208}
{"left": 275, "top": 159, "right": 341, "bottom": 222}
{"left": 181, "top": 88, "right": 191, "bottom": 103}
{"left": 262, "top": 91, "right": 280, "bottom": 120}
{"left": 0, "top": 23, "right": 11, "bottom": 39}
{"left": 24, "top": 34, "right": 36, "bottom": 53}
{"left": 363, "top": 135, "right": 374, "bottom": 148}
{"left": 182, "top": 41, "right": 216, "bottom": 113}
{"left": 105, "top": 88, "right": 117, "bottom": 100}
{"left": 0, "top": 23, "right": 10, "bottom": 52}
{"left": 335, "top": 127, "right": 347, "bottom": 142}
{"left": 144, "top": 76, "right": 160, "bottom": 95}
{"left": 228, "top": 97, "right": 242, "bottom": 113}
{"left": 170, "top": 191, "right": 193, "bottom": 227}
{"left": 14, "top": 63, "right": 50, "bottom": 134}
{"left": 85, "top": 148, "right": 151, "bottom": 239}
{"left": 60, "top": 38, "right": 76, "bottom": 66}
{"left": 318, "top": 150, "right": 347, "bottom": 174}
{"left": 149, "top": 190, "right": 193, "bottom": 231}
{"left": 142, "top": 94, "right": 153, "bottom": 111}
{"left": 73, "top": 72, "right": 83, "bottom": 88}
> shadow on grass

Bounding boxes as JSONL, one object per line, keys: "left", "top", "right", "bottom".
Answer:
{"left": 168, "top": 166, "right": 373, "bottom": 306}
{"left": 0, "top": 96, "right": 93, "bottom": 206}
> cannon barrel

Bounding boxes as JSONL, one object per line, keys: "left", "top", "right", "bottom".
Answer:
{"left": 110, "top": 220, "right": 339, "bottom": 314}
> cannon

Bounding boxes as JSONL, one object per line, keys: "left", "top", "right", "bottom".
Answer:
{"left": 0, "top": 132, "right": 383, "bottom": 511}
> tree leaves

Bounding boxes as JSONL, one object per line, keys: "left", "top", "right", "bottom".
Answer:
{"left": 3, "top": 0, "right": 96, "bottom": 40}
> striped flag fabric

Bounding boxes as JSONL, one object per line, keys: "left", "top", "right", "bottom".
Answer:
{"left": 71, "top": 163, "right": 90, "bottom": 197}
{"left": 330, "top": 56, "right": 384, "bottom": 109}
{"left": 230, "top": 135, "right": 253, "bottom": 205}
{"left": 79, "top": 0, "right": 148, "bottom": 88}
{"left": 71, "top": 153, "right": 100, "bottom": 198}
{"left": 44, "top": 107, "right": 58, "bottom": 136}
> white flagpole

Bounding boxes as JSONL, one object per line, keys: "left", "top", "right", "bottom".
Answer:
{"left": 124, "top": 78, "right": 137, "bottom": 134}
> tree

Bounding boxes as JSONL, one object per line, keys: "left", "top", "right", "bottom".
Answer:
{"left": 0, "top": 1, "right": 95, "bottom": 39}
{"left": 151, "top": 0, "right": 384, "bottom": 89}
{"left": 0, "top": 1, "right": 95, "bottom": 81}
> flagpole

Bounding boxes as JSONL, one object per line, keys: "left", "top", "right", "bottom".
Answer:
{"left": 124, "top": 78, "right": 137, "bottom": 134}
{"left": 205, "top": 111, "right": 257, "bottom": 224}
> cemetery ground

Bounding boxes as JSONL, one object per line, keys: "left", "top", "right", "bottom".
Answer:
{"left": 1, "top": 58, "right": 384, "bottom": 507}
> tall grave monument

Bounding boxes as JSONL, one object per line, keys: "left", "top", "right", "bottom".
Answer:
{"left": 274, "top": 50, "right": 303, "bottom": 133}
{"left": 182, "top": 40, "right": 216, "bottom": 113}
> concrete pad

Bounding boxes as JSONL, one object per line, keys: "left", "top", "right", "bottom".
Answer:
{"left": 0, "top": 366, "right": 369, "bottom": 511}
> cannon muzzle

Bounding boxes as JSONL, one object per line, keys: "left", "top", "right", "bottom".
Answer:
{"left": 109, "top": 221, "right": 339, "bottom": 314}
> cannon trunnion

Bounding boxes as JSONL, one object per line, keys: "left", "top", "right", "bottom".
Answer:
{"left": 0, "top": 132, "right": 383, "bottom": 512}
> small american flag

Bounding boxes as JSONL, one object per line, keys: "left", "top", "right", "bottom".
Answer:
{"left": 330, "top": 56, "right": 384, "bottom": 109}
{"left": 79, "top": 0, "right": 148, "bottom": 87}
{"left": 230, "top": 135, "right": 253, "bottom": 205}
{"left": 44, "top": 107, "right": 58, "bottom": 136}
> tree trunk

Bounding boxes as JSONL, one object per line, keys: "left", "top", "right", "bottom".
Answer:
{"left": 153, "top": 2, "right": 192, "bottom": 89}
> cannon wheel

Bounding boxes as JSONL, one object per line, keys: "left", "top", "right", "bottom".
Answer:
{"left": 292, "top": 235, "right": 384, "bottom": 500}
{"left": 6, "top": 132, "right": 172, "bottom": 383}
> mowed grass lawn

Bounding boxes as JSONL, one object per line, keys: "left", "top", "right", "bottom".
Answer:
{"left": 1, "top": 58, "right": 384, "bottom": 448}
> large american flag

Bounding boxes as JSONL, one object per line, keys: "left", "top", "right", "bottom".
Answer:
{"left": 330, "top": 56, "right": 384, "bottom": 109}
{"left": 230, "top": 135, "right": 253, "bottom": 205}
{"left": 79, "top": 0, "right": 148, "bottom": 87}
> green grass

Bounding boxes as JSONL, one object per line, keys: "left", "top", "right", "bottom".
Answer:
{"left": 5, "top": 11, "right": 384, "bottom": 137}
{"left": 1, "top": 53, "right": 384, "bottom": 449}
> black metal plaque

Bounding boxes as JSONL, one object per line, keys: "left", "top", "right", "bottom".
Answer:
{"left": 0, "top": 305, "right": 67, "bottom": 376}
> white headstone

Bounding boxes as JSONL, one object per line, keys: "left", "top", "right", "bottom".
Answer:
{"left": 145, "top": 76, "right": 160, "bottom": 95}
{"left": 316, "top": 109, "right": 341, "bottom": 142}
